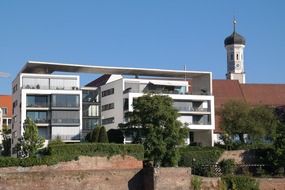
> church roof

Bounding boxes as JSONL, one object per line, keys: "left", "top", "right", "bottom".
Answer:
{"left": 224, "top": 20, "right": 246, "bottom": 46}
{"left": 212, "top": 80, "right": 285, "bottom": 133}
{"left": 224, "top": 32, "right": 246, "bottom": 46}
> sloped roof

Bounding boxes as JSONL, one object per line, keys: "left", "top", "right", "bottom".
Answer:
{"left": 0, "top": 95, "right": 13, "bottom": 118}
{"left": 241, "top": 84, "right": 285, "bottom": 106}
{"left": 212, "top": 80, "right": 285, "bottom": 133}
{"left": 85, "top": 74, "right": 111, "bottom": 87}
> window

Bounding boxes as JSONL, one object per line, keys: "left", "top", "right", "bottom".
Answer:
{"left": 83, "top": 118, "right": 100, "bottom": 130}
{"left": 123, "top": 98, "right": 129, "bottom": 111}
{"left": 83, "top": 104, "right": 99, "bottom": 117}
{"left": 27, "top": 95, "right": 49, "bottom": 107}
{"left": 13, "top": 84, "right": 18, "bottom": 93}
{"left": 27, "top": 111, "right": 49, "bottom": 123}
{"left": 236, "top": 54, "right": 239, "bottom": 60}
{"left": 102, "top": 88, "right": 114, "bottom": 97}
{"left": 230, "top": 53, "right": 234, "bottom": 61}
{"left": 51, "top": 110, "right": 80, "bottom": 124}
{"left": 102, "top": 103, "right": 114, "bottom": 111}
{"left": 83, "top": 90, "right": 99, "bottom": 103}
{"left": 1, "top": 107, "right": 7, "bottom": 116}
{"left": 102, "top": 117, "right": 114, "bottom": 125}
{"left": 52, "top": 94, "right": 79, "bottom": 108}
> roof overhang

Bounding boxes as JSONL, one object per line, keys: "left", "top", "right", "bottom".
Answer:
{"left": 20, "top": 61, "right": 211, "bottom": 79}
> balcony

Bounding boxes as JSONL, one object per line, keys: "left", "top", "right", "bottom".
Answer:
{"left": 51, "top": 118, "right": 80, "bottom": 125}
{"left": 51, "top": 134, "right": 80, "bottom": 141}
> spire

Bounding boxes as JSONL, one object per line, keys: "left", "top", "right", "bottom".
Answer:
{"left": 233, "top": 18, "right": 237, "bottom": 33}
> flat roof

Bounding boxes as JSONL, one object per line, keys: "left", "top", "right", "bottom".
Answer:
{"left": 20, "top": 61, "right": 211, "bottom": 79}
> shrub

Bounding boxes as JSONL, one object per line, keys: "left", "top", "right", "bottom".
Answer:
{"left": 179, "top": 146, "right": 223, "bottom": 176}
{"left": 218, "top": 159, "right": 236, "bottom": 175}
{"left": 107, "top": 129, "right": 124, "bottom": 143}
{"left": 98, "top": 126, "right": 109, "bottom": 143}
{"left": 48, "top": 143, "right": 144, "bottom": 160}
{"left": 191, "top": 176, "right": 202, "bottom": 190}
{"left": 91, "top": 127, "right": 101, "bottom": 142}
{"left": 221, "top": 175, "right": 259, "bottom": 190}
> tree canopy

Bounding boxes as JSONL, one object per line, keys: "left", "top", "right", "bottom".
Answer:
{"left": 220, "top": 100, "right": 279, "bottom": 145}
{"left": 120, "top": 94, "right": 188, "bottom": 167}
{"left": 17, "top": 118, "right": 45, "bottom": 157}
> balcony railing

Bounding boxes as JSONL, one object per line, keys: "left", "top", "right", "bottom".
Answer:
{"left": 174, "top": 106, "right": 210, "bottom": 112}
{"left": 51, "top": 134, "right": 80, "bottom": 141}
{"left": 51, "top": 118, "right": 80, "bottom": 124}
{"left": 23, "top": 84, "right": 79, "bottom": 90}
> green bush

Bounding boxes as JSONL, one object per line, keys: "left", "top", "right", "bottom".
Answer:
{"left": 48, "top": 143, "right": 144, "bottom": 160}
{"left": 179, "top": 146, "right": 223, "bottom": 176}
{"left": 98, "top": 126, "right": 109, "bottom": 143}
{"left": 91, "top": 127, "right": 101, "bottom": 142}
{"left": 191, "top": 176, "right": 202, "bottom": 190}
{"left": 0, "top": 143, "right": 144, "bottom": 168}
{"left": 221, "top": 175, "right": 259, "bottom": 190}
{"left": 218, "top": 159, "right": 236, "bottom": 175}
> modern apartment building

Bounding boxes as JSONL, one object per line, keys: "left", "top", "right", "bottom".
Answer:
{"left": 12, "top": 61, "right": 215, "bottom": 149}
{"left": 11, "top": 73, "right": 82, "bottom": 153}
{"left": 86, "top": 74, "right": 215, "bottom": 146}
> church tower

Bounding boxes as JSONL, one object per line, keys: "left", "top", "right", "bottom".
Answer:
{"left": 224, "top": 19, "right": 246, "bottom": 83}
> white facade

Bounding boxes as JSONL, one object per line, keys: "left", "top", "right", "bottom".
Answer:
{"left": 225, "top": 44, "right": 246, "bottom": 83}
{"left": 99, "top": 76, "right": 215, "bottom": 146}
{"left": 11, "top": 73, "right": 82, "bottom": 153}
{"left": 0, "top": 109, "right": 2, "bottom": 144}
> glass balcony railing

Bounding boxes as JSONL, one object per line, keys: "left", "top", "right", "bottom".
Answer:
{"left": 51, "top": 118, "right": 80, "bottom": 124}
{"left": 51, "top": 134, "right": 80, "bottom": 141}
{"left": 174, "top": 106, "right": 210, "bottom": 112}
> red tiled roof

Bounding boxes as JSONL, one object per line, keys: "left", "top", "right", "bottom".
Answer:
{"left": 241, "top": 84, "right": 285, "bottom": 106}
{"left": 0, "top": 95, "right": 12, "bottom": 118}
{"left": 212, "top": 80, "right": 285, "bottom": 133}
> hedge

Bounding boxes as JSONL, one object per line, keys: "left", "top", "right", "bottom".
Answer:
{"left": 48, "top": 143, "right": 144, "bottom": 160}
{"left": 0, "top": 143, "right": 144, "bottom": 168}
{"left": 178, "top": 146, "right": 224, "bottom": 176}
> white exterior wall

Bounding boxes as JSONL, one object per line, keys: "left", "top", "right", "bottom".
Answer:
{"left": 0, "top": 109, "right": 2, "bottom": 144}
{"left": 226, "top": 44, "right": 245, "bottom": 84}
{"left": 100, "top": 78, "right": 124, "bottom": 130}
{"left": 12, "top": 73, "right": 82, "bottom": 152}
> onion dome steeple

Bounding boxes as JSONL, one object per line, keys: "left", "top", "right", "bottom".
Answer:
{"left": 224, "top": 19, "right": 246, "bottom": 46}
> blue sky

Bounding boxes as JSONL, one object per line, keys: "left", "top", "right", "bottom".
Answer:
{"left": 0, "top": 1, "right": 285, "bottom": 94}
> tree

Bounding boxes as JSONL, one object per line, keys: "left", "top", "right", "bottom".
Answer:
{"left": 98, "top": 126, "right": 109, "bottom": 143}
{"left": 17, "top": 118, "right": 44, "bottom": 157}
{"left": 1, "top": 125, "right": 11, "bottom": 156}
{"left": 220, "top": 100, "right": 250, "bottom": 143}
{"left": 120, "top": 94, "right": 188, "bottom": 167}
{"left": 248, "top": 105, "right": 278, "bottom": 143}
{"left": 90, "top": 126, "right": 101, "bottom": 142}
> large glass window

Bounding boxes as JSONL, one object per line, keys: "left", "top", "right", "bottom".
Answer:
{"left": 83, "top": 90, "right": 99, "bottom": 103}
{"left": 83, "top": 104, "right": 99, "bottom": 117}
{"left": 52, "top": 94, "right": 79, "bottom": 108}
{"left": 83, "top": 118, "right": 100, "bottom": 130}
{"left": 102, "top": 117, "right": 114, "bottom": 125}
{"left": 102, "top": 103, "right": 114, "bottom": 112}
{"left": 27, "top": 95, "right": 49, "bottom": 107}
{"left": 22, "top": 77, "right": 49, "bottom": 89}
{"left": 51, "top": 110, "right": 80, "bottom": 124}
{"left": 50, "top": 78, "right": 77, "bottom": 90}
{"left": 1, "top": 107, "right": 7, "bottom": 116}
{"left": 27, "top": 111, "right": 49, "bottom": 123}
{"left": 102, "top": 88, "right": 114, "bottom": 97}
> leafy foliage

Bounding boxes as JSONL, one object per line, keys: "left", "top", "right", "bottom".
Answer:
{"left": 107, "top": 129, "right": 124, "bottom": 143}
{"left": 179, "top": 146, "right": 223, "bottom": 176}
{"left": 221, "top": 175, "right": 259, "bottom": 190}
{"left": 0, "top": 143, "right": 144, "bottom": 167}
{"left": 98, "top": 126, "right": 109, "bottom": 143}
{"left": 218, "top": 159, "right": 236, "bottom": 175}
{"left": 191, "top": 176, "right": 202, "bottom": 190}
{"left": 220, "top": 100, "right": 279, "bottom": 146}
{"left": 17, "top": 118, "right": 44, "bottom": 157}
{"left": 1, "top": 125, "right": 11, "bottom": 156}
{"left": 120, "top": 94, "right": 188, "bottom": 167}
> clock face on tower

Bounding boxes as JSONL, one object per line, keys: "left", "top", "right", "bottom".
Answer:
{"left": 235, "top": 64, "right": 240, "bottom": 69}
